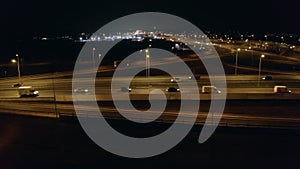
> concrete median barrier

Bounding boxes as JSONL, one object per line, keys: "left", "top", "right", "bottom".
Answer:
{"left": 56, "top": 93, "right": 300, "bottom": 102}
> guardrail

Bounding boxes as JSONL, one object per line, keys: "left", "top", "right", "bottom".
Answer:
{"left": 1, "top": 97, "right": 299, "bottom": 130}
{"left": 58, "top": 112, "right": 300, "bottom": 130}
{"left": 59, "top": 93, "right": 300, "bottom": 101}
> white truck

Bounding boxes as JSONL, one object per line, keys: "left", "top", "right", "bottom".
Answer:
{"left": 18, "top": 86, "right": 39, "bottom": 98}
{"left": 201, "top": 86, "right": 221, "bottom": 94}
{"left": 273, "top": 85, "right": 291, "bottom": 93}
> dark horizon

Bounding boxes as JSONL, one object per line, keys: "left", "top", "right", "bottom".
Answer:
{"left": 1, "top": 0, "right": 300, "bottom": 60}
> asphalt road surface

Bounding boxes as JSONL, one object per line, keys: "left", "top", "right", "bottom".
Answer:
{"left": 0, "top": 73, "right": 300, "bottom": 129}
{"left": 1, "top": 74, "right": 300, "bottom": 98}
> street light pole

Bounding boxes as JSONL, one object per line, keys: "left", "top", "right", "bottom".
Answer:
{"left": 11, "top": 54, "right": 21, "bottom": 83}
{"left": 16, "top": 54, "right": 21, "bottom": 83}
{"left": 235, "top": 48, "right": 240, "bottom": 75}
{"left": 145, "top": 49, "right": 150, "bottom": 78}
{"left": 98, "top": 53, "right": 101, "bottom": 60}
{"left": 258, "top": 54, "right": 265, "bottom": 86}
{"left": 92, "top": 47, "right": 96, "bottom": 69}
{"left": 145, "top": 49, "right": 150, "bottom": 91}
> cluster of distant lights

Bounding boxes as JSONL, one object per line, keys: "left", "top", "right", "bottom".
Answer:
{"left": 77, "top": 30, "right": 209, "bottom": 43}
{"left": 209, "top": 33, "right": 300, "bottom": 44}
{"left": 33, "top": 30, "right": 300, "bottom": 47}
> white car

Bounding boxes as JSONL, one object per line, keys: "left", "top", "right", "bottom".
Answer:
{"left": 73, "top": 88, "right": 89, "bottom": 93}
{"left": 120, "top": 87, "right": 132, "bottom": 92}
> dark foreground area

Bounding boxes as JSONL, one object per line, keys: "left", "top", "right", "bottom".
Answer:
{"left": 0, "top": 114, "right": 299, "bottom": 169}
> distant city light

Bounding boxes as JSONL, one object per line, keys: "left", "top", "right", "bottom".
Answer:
{"left": 30, "top": 30, "right": 300, "bottom": 47}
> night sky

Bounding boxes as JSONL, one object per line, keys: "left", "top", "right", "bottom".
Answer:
{"left": 1, "top": 0, "right": 300, "bottom": 35}
{"left": 0, "top": 0, "right": 299, "bottom": 57}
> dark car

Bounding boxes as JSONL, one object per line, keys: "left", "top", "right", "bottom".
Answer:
{"left": 12, "top": 83, "right": 23, "bottom": 87}
{"left": 166, "top": 87, "right": 180, "bottom": 92}
{"left": 262, "top": 75, "right": 272, "bottom": 80}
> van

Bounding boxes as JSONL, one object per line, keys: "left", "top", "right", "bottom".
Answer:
{"left": 274, "top": 85, "right": 291, "bottom": 93}
{"left": 18, "top": 86, "right": 39, "bottom": 98}
{"left": 202, "top": 86, "right": 221, "bottom": 94}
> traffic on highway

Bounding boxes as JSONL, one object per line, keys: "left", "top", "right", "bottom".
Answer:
{"left": 0, "top": 35, "right": 299, "bottom": 131}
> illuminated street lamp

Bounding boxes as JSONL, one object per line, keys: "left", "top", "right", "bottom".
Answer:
{"left": 258, "top": 54, "right": 265, "bottom": 86}
{"left": 92, "top": 47, "right": 96, "bottom": 69}
{"left": 11, "top": 54, "right": 21, "bottom": 83}
{"left": 145, "top": 49, "right": 150, "bottom": 78}
{"left": 235, "top": 48, "right": 241, "bottom": 75}
{"left": 258, "top": 54, "right": 265, "bottom": 77}
{"left": 145, "top": 49, "right": 151, "bottom": 91}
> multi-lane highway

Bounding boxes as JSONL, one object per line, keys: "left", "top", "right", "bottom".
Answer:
{"left": 0, "top": 40, "right": 299, "bottom": 130}
{"left": 1, "top": 73, "right": 300, "bottom": 98}
{"left": 0, "top": 70, "right": 300, "bottom": 129}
